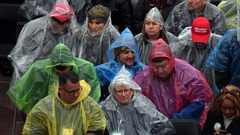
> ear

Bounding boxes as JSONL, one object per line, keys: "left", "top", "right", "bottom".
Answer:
{"left": 58, "top": 87, "right": 63, "bottom": 94}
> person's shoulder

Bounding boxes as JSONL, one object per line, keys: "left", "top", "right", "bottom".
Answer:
{"left": 171, "top": 1, "right": 186, "bottom": 11}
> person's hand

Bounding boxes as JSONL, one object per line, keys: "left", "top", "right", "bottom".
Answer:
{"left": 214, "top": 131, "right": 231, "bottom": 135}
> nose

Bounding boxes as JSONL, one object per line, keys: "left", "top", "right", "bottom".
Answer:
{"left": 92, "top": 23, "right": 97, "bottom": 28}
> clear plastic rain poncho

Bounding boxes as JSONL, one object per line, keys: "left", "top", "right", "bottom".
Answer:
{"left": 206, "top": 29, "right": 240, "bottom": 88}
{"left": 134, "top": 39, "right": 213, "bottom": 125}
{"left": 72, "top": 11, "right": 120, "bottom": 66}
{"left": 170, "top": 27, "right": 222, "bottom": 94}
{"left": 165, "top": 1, "right": 228, "bottom": 36}
{"left": 135, "top": 7, "right": 177, "bottom": 65}
{"left": 7, "top": 43, "right": 101, "bottom": 114}
{"left": 101, "top": 66, "right": 176, "bottom": 135}
{"left": 218, "top": 0, "right": 237, "bottom": 29}
{"left": 8, "top": 0, "right": 80, "bottom": 85}
{"left": 95, "top": 28, "right": 146, "bottom": 88}
{"left": 22, "top": 80, "right": 106, "bottom": 135}
{"left": 19, "top": 0, "right": 91, "bottom": 25}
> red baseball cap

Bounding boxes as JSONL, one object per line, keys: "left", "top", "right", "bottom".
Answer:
{"left": 191, "top": 17, "right": 210, "bottom": 43}
{"left": 50, "top": 2, "right": 73, "bottom": 22}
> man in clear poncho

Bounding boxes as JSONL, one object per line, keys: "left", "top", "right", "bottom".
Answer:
{"left": 18, "top": 0, "right": 91, "bottom": 25}
{"left": 7, "top": 43, "right": 101, "bottom": 114}
{"left": 8, "top": 0, "right": 80, "bottom": 85}
{"left": 72, "top": 4, "right": 120, "bottom": 66}
{"left": 206, "top": 29, "right": 240, "bottom": 92}
{"left": 135, "top": 7, "right": 177, "bottom": 65}
{"left": 22, "top": 71, "right": 106, "bottom": 135}
{"left": 170, "top": 17, "right": 222, "bottom": 96}
{"left": 165, "top": 0, "right": 228, "bottom": 36}
{"left": 101, "top": 66, "right": 176, "bottom": 135}
{"left": 95, "top": 28, "right": 146, "bottom": 101}
{"left": 134, "top": 39, "right": 213, "bottom": 128}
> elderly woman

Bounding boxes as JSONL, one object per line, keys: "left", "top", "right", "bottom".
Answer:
{"left": 135, "top": 7, "right": 177, "bottom": 65}
{"left": 95, "top": 28, "right": 146, "bottom": 101}
{"left": 101, "top": 66, "right": 176, "bottom": 135}
{"left": 73, "top": 4, "right": 120, "bottom": 66}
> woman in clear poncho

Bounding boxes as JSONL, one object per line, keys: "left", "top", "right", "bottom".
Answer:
{"left": 22, "top": 71, "right": 106, "bottom": 135}
{"left": 95, "top": 28, "right": 146, "bottom": 101}
{"left": 101, "top": 66, "right": 176, "bottom": 135}
{"left": 8, "top": 0, "right": 80, "bottom": 85}
{"left": 134, "top": 39, "right": 213, "bottom": 128}
{"left": 7, "top": 43, "right": 101, "bottom": 114}
{"left": 73, "top": 4, "right": 120, "bottom": 66}
{"left": 135, "top": 7, "right": 177, "bottom": 65}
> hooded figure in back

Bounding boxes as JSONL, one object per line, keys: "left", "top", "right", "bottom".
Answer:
{"left": 7, "top": 43, "right": 101, "bottom": 114}
{"left": 8, "top": 0, "right": 80, "bottom": 85}
{"left": 135, "top": 7, "right": 177, "bottom": 65}
{"left": 73, "top": 5, "right": 120, "bottom": 66}
{"left": 101, "top": 66, "right": 176, "bottom": 135}
{"left": 95, "top": 28, "right": 146, "bottom": 101}
{"left": 134, "top": 38, "right": 213, "bottom": 128}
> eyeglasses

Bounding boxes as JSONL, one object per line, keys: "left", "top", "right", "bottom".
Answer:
{"left": 115, "top": 89, "right": 131, "bottom": 95}
{"left": 61, "top": 86, "right": 82, "bottom": 96}
{"left": 51, "top": 17, "right": 69, "bottom": 25}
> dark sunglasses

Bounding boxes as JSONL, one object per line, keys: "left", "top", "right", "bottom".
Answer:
{"left": 51, "top": 17, "right": 69, "bottom": 25}
{"left": 221, "top": 87, "right": 240, "bottom": 97}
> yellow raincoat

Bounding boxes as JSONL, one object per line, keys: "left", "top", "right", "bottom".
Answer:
{"left": 22, "top": 80, "right": 106, "bottom": 135}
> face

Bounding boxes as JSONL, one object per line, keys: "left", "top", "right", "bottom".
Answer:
{"left": 118, "top": 48, "right": 135, "bottom": 66}
{"left": 145, "top": 18, "right": 162, "bottom": 39}
{"left": 50, "top": 17, "right": 71, "bottom": 34}
{"left": 152, "top": 58, "right": 173, "bottom": 79}
{"left": 113, "top": 84, "right": 134, "bottom": 105}
{"left": 54, "top": 66, "right": 73, "bottom": 75}
{"left": 59, "top": 80, "right": 81, "bottom": 104}
{"left": 88, "top": 19, "right": 105, "bottom": 35}
{"left": 194, "top": 42, "right": 207, "bottom": 49}
{"left": 186, "top": 0, "right": 206, "bottom": 12}
{"left": 221, "top": 98, "right": 236, "bottom": 118}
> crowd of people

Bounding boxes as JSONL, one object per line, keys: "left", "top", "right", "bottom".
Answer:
{"left": 5, "top": 0, "right": 240, "bottom": 134}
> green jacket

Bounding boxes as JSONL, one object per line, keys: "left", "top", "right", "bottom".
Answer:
{"left": 7, "top": 43, "right": 101, "bottom": 114}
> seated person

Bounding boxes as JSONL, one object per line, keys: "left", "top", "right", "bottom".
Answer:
{"left": 73, "top": 4, "right": 120, "bottom": 66}
{"left": 7, "top": 43, "right": 100, "bottom": 114}
{"left": 19, "top": 0, "right": 91, "bottom": 24}
{"left": 8, "top": 0, "right": 80, "bottom": 85}
{"left": 22, "top": 71, "right": 106, "bottom": 135}
{"left": 165, "top": 0, "right": 228, "bottom": 36}
{"left": 95, "top": 28, "right": 146, "bottom": 101}
{"left": 206, "top": 29, "right": 240, "bottom": 91}
{"left": 101, "top": 66, "right": 176, "bottom": 135}
{"left": 202, "top": 85, "right": 240, "bottom": 135}
{"left": 135, "top": 7, "right": 177, "bottom": 65}
{"left": 134, "top": 38, "right": 213, "bottom": 128}
{"left": 170, "top": 17, "right": 222, "bottom": 96}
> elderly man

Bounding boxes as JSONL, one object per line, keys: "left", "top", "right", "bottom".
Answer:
{"left": 134, "top": 38, "right": 213, "bottom": 128}
{"left": 101, "top": 66, "right": 175, "bottom": 135}
{"left": 7, "top": 43, "right": 100, "bottom": 114}
{"left": 22, "top": 71, "right": 106, "bottom": 135}
{"left": 165, "top": 0, "right": 228, "bottom": 36}
{"left": 8, "top": 0, "right": 80, "bottom": 85}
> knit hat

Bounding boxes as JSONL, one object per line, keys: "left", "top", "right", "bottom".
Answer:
{"left": 87, "top": 4, "right": 110, "bottom": 24}
{"left": 191, "top": 17, "right": 210, "bottom": 43}
{"left": 50, "top": 2, "right": 73, "bottom": 22}
{"left": 114, "top": 46, "right": 128, "bottom": 57}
